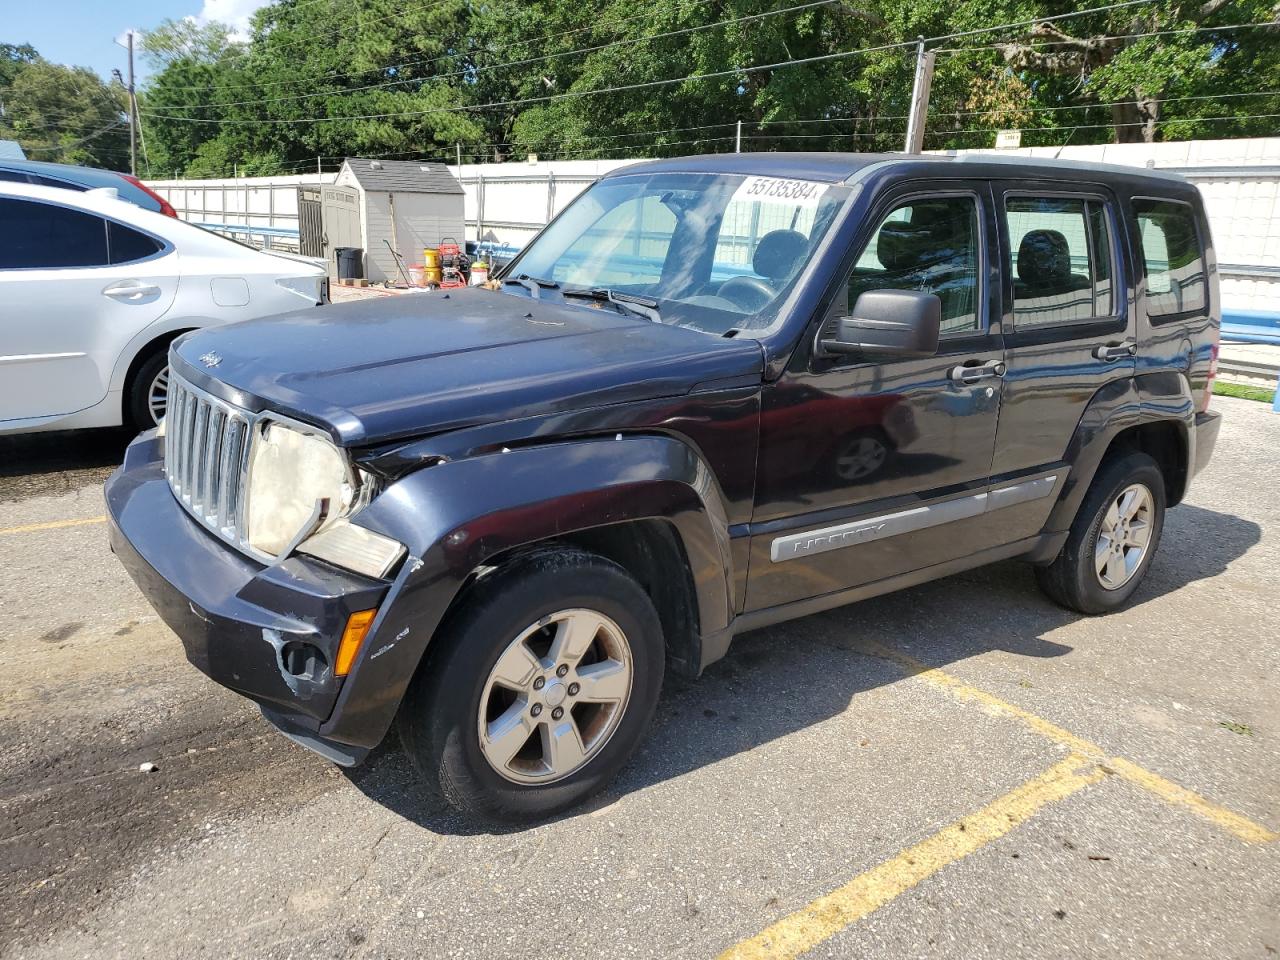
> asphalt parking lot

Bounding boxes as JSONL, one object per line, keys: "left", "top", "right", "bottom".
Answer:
{"left": 1, "top": 395, "right": 1277, "bottom": 960}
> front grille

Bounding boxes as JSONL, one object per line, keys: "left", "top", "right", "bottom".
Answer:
{"left": 164, "top": 374, "right": 256, "bottom": 553}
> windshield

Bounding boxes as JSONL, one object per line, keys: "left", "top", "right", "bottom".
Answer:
{"left": 504, "top": 172, "right": 853, "bottom": 336}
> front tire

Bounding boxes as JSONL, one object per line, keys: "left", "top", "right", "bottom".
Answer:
{"left": 397, "top": 548, "right": 665, "bottom": 823}
{"left": 1035, "top": 451, "right": 1166, "bottom": 614}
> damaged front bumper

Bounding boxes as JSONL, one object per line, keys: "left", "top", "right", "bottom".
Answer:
{"left": 106, "top": 432, "right": 392, "bottom": 765}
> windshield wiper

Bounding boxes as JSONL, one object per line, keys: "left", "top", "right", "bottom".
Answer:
{"left": 562, "top": 287, "right": 662, "bottom": 324}
{"left": 504, "top": 273, "right": 560, "bottom": 297}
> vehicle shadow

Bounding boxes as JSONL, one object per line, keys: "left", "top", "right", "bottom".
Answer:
{"left": 0, "top": 428, "right": 133, "bottom": 502}
{"left": 342, "top": 502, "right": 1261, "bottom": 836}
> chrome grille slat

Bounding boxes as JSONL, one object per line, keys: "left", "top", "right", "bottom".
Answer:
{"left": 190, "top": 402, "right": 209, "bottom": 511}
{"left": 163, "top": 372, "right": 257, "bottom": 556}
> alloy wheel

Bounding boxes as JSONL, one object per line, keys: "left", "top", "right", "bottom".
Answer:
{"left": 1095, "top": 483, "right": 1155, "bottom": 590}
{"left": 147, "top": 366, "right": 170, "bottom": 425}
{"left": 477, "top": 609, "right": 633, "bottom": 785}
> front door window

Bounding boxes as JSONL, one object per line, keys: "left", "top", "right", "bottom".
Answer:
{"left": 841, "top": 196, "right": 982, "bottom": 335}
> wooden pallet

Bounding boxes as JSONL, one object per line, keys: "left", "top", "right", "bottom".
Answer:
{"left": 335, "top": 277, "right": 369, "bottom": 287}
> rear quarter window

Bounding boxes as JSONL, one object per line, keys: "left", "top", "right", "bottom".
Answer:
{"left": 1133, "top": 198, "right": 1207, "bottom": 320}
{"left": 108, "top": 221, "right": 164, "bottom": 264}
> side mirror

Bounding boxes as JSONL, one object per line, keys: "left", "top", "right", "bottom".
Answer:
{"left": 819, "top": 289, "right": 942, "bottom": 358}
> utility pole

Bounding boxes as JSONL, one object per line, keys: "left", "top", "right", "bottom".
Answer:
{"left": 456, "top": 142, "right": 462, "bottom": 178}
{"left": 903, "top": 37, "right": 936, "bottom": 154}
{"left": 735, "top": 120, "right": 742, "bottom": 153}
{"left": 126, "top": 31, "right": 137, "bottom": 176}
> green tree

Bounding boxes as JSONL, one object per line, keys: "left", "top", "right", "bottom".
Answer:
{"left": 140, "top": 18, "right": 243, "bottom": 69}
{"left": 1, "top": 42, "right": 40, "bottom": 87}
{"left": 994, "top": 0, "right": 1280, "bottom": 143}
{"left": 130, "top": 0, "right": 1280, "bottom": 174}
{"left": 0, "top": 56, "right": 130, "bottom": 169}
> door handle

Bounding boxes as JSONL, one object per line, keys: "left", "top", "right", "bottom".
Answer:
{"left": 103, "top": 280, "right": 160, "bottom": 302}
{"left": 1093, "top": 340, "right": 1137, "bottom": 361}
{"left": 949, "top": 359, "right": 1007, "bottom": 383}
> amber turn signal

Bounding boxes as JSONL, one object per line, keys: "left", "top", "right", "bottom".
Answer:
{"left": 335, "top": 609, "right": 378, "bottom": 676}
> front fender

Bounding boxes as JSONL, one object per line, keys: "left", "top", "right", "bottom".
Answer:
{"left": 319, "top": 434, "right": 733, "bottom": 749}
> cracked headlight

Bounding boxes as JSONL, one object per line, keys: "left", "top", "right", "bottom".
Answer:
{"left": 296, "top": 519, "right": 406, "bottom": 579}
{"left": 246, "top": 420, "right": 359, "bottom": 557}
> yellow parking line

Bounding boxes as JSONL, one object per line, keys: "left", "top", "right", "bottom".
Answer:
{"left": 719, "top": 755, "right": 1104, "bottom": 960}
{"left": 0, "top": 516, "right": 107, "bottom": 537}
{"left": 855, "top": 638, "right": 1277, "bottom": 845}
{"left": 1106, "top": 757, "right": 1278, "bottom": 845}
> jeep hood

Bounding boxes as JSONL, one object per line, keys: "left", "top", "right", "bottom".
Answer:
{"left": 173, "top": 287, "right": 764, "bottom": 446}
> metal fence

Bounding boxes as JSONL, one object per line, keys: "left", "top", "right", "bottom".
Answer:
{"left": 145, "top": 174, "right": 333, "bottom": 252}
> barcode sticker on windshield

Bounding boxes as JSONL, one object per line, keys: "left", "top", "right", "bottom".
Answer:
{"left": 732, "top": 176, "right": 829, "bottom": 207}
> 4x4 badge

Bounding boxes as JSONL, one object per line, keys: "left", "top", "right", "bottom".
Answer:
{"left": 199, "top": 351, "right": 222, "bottom": 368}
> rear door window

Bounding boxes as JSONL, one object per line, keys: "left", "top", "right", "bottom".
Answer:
{"left": 0, "top": 198, "right": 109, "bottom": 269}
{"left": 1133, "top": 198, "right": 1207, "bottom": 318}
{"left": 1005, "top": 196, "right": 1115, "bottom": 327}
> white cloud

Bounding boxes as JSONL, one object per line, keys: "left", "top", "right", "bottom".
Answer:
{"left": 195, "top": 0, "right": 274, "bottom": 38}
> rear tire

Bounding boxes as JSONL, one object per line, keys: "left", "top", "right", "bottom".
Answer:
{"left": 397, "top": 547, "right": 664, "bottom": 824}
{"left": 1035, "top": 451, "right": 1165, "bottom": 615}
{"left": 127, "top": 351, "right": 170, "bottom": 431}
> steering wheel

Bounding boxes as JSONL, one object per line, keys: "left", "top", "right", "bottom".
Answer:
{"left": 717, "top": 275, "right": 776, "bottom": 312}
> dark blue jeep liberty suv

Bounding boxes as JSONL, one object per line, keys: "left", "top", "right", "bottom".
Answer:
{"left": 107, "top": 153, "right": 1221, "bottom": 822}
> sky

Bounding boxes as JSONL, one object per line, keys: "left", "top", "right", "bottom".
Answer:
{"left": 5, "top": 0, "right": 271, "bottom": 82}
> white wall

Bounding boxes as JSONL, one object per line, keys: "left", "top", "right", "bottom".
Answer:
{"left": 146, "top": 140, "right": 1280, "bottom": 312}
{"left": 456, "top": 158, "right": 633, "bottom": 250}
{"left": 943, "top": 138, "right": 1280, "bottom": 312}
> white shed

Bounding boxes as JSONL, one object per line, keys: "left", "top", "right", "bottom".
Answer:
{"left": 334, "top": 158, "right": 466, "bottom": 283}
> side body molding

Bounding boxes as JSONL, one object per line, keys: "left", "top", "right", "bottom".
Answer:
{"left": 319, "top": 434, "right": 734, "bottom": 749}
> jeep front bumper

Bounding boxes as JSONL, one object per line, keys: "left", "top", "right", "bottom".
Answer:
{"left": 106, "top": 432, "right": 394, "bottom": 765}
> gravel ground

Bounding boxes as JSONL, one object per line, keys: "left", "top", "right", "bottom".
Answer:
{"left": 0, "top": 396, "right": 1276, "bottom": 960}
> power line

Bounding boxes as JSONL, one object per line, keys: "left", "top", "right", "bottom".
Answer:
{"left": 751, "top": 88, "right": 1280, "bottom": 127}
{"left": 147, "top": 0, "right": 846, "bottom": 113}
{"left": 927, "top": 111, "right": 1280, "bottom": 138}
{"left": 140, "top": 0, "right": 1163, "bottom": 127}
{"left": 934, "top": 18, "right": 1279, "bottom": 53}
{"left": 153, "top": 0, "right": 722, "bottom": 93}
{"left": 26, "top": 120, "right": 127, "bottom": 153}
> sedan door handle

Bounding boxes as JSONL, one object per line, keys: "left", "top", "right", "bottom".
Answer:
{"left": 949, "top": 359, "right": 1007, "bottom": 383}
{"left": 103, "top": 280, "right": 160, "bottom": 302}
{"left": 1093, "top": 340, "right": 1137, "bottom": 361}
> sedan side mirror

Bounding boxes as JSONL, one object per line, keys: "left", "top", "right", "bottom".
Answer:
{"left": 819, "top": 289, "right": 942, "bottom": 359}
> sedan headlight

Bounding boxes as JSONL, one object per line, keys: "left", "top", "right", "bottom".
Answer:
{"left": 246, "top": 420, "right": 360, "bottom": 556}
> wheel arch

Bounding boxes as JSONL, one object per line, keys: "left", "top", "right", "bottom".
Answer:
{"left": 116, "top": 324, "right": 202, "bottom": 420}
{"left": 319, "top": 433, "right": 736, "bottom": 750}
{"left": 1042, "top": 373, "right": 1194, "bottom": 539}
{"left": 502, "top": 519, "right": 702, "bottom": 678}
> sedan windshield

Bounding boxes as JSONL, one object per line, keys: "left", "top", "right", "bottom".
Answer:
{"left": 504, "top": 172, "right": 853, "bottom": 336}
